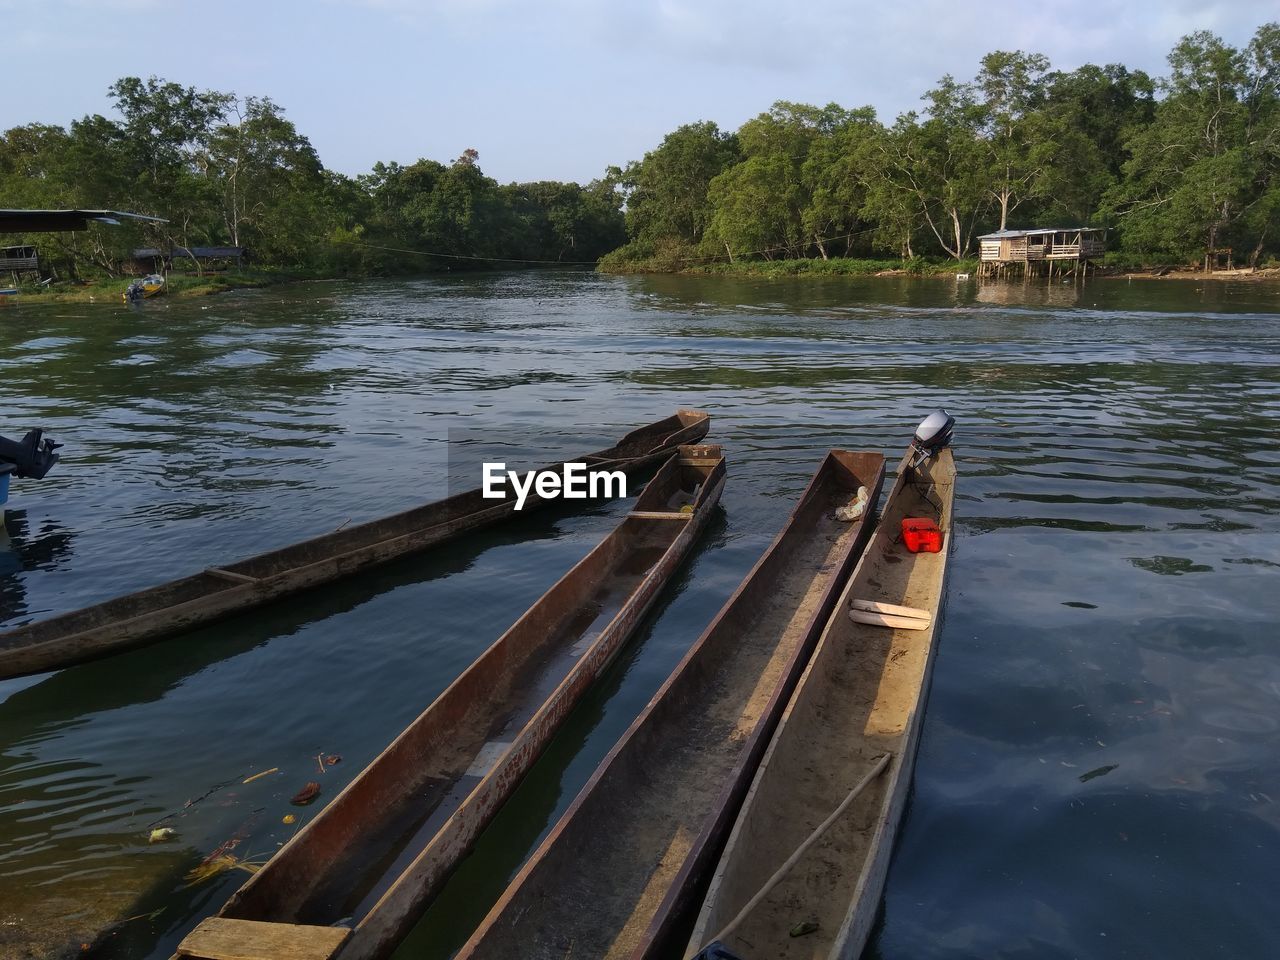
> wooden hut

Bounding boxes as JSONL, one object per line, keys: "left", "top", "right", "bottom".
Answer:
{"left": 978, "top": 227, "right": 1105, "bottom": 278}
{"left": 0, "top": 245, "right": 39, "bottom": 283}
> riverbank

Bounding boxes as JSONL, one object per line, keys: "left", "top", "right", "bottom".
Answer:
{"left": 0, "top": 267, "right": 322, "bottom": 305}
{"left": 597, "top": 254, "right": 977, "bottom": 278}
{"left": 598, "top": 253, "right": 1280, "bottom": 282}
{"left": 1119, "top": 265, "right": 1280, "bottom": 281}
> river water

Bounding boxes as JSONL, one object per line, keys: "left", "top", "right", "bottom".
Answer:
{"left": 0, "top": 272, "right": 1277, "bottom": 959}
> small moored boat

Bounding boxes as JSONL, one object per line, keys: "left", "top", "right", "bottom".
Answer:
{"left": 458, "top": 446, "right": 888, "bottom": 960}
{"left": 174, "top": 444, "right": 726, "bottom": 960}
{"left": 123, "top": 273, "right": 165, "bottom": 301}
{"left": 686, "top": 421, "right": 955, "bottom": 960}
{"left": 0, "top": 410, "right": 709, "bottom": 679}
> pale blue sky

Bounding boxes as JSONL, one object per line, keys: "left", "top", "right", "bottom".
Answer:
{"left": 2, "top": 0, "right": 1275, "bottom": 185}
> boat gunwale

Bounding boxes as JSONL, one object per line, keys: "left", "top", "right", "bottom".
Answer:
{"left": 686, "top": 448, "right": 955, "bottom": 960}
{"left": 0, "top": 411, "right": 710, "bottom": 679}
{"left": 457, "top": 447, "right": 887, "bottom": 960}
{"left": 200, "top": 445, "right": 726, "bottom": 960}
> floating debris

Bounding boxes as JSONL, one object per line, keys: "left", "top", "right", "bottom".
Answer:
{"left": 119, "top": 907, "right": 166, "bottom": 924}
{"left": 184, "top": 854, "right": 263, "bottom": 887}
{"left": 1127, "top": 555, "right": 1213, "bottom": 576}
{"left": 148, "top": 827, "right": 177, "bottom": 843}
{"left": 1079, "top": 763, "right": 1119, "bottom": 783}
{"left": 324, "top": 754, "right": 342, "bottom": 766}
{"left": 790, "top": 919, "right": 820, "bottom": 938}
{"left": 282, "top": 814, "right": 297, "bottom": 825}
{"left": 834, "top": 486, "right": 870, "bottom": 522}
{"left": 291, "top": 781, "right": 321, "bottom": 805}
{"left": 242, "top": 767, "right": 280, "bottom": 785}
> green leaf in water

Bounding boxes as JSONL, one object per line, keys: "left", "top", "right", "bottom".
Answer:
{"left": 1128, "top": 556, "right": 1213, "bottom": 576}
{"left": 1079, "top": 763, "right": 1119, "bottom": 783}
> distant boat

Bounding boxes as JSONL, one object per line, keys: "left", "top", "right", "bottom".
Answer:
{"left": 123, "top": 273, "right": 165, "bottom": 302}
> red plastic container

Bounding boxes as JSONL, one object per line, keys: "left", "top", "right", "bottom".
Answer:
{"left": 901, "top": 517, "right": 943, "bottom": 553}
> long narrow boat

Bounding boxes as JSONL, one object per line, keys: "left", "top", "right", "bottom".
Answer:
{"left": 0, "top": 409, "right": 709, "bottom": 679}
{"left": 174, "top": 444, "right": 726, "bottom": 960}
{"left": 458, "top": 448, "right": 887, "bottom": 960}
{"left": 685, "top": 445, "right": 955, "bottom": 960}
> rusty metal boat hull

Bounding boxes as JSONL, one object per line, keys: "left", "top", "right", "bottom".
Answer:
{"left": 685, "top": 447, "right": 955, "bottom": 960}
{"left": 0, "top": 410, "right": 710, "bottom": 679}
{"left": 174, "top": 444, "right": 726, "bottom": 960}
{"left": 458, "top": 449, "right": 887, "bottom": 960}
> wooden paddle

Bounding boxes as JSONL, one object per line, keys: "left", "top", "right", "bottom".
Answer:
{"left": 850, "top": 598, "right": 931, "bottom": 622}
{"left": 849, "top": 598, "right": 932, "bottom": 631}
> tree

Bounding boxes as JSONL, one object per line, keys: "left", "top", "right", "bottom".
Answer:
{"left": 207, "top": 97, "right": 326, "bottom": 263}
{"left": 106, "top": 77, "right": 230, "bottom": 257}
{"left": 1044, "top": 63, "right": 1156, "bottom": 180}
{"left": 801, "top": 107, "right": 880, "bottom": 258}
{"left": 869, "top": 83, "right": 990, "bottom": 260}
{"left": 707, "top": 155, "right": 797, "bottom": 259}
{"left": 972, "top": 51, "right": 1050, "bottom": 229}
{"left": 1242, "top": 22, "right": 1280, "bottom": 266}
{"left": 108, "top": 76, "right": 230, "bottom": 192}
{"left": 622, "top": 121, "right": 740, "bottom": 249}
{"left": 858, "top": 122, "right": 924, "bottom": 257}
{"left": 1104, "top": 28, "right": 1275, "bottom": 266}
{"left": 0, "top": 124, "right": 73, "bottom": 207}
{"left": 706, "top": 102, "right": 883, "bottom": 261}
{"left": 500, "top": 178, "right": 624, "bottom": 262}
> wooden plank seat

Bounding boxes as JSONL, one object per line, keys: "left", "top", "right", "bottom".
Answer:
{"left": 176, "top": 917, "right": 350, "bottom": 960}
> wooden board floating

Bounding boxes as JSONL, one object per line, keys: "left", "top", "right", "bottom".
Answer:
{"left": 457, "top": 449, "right": 888, "bottom": 960}
{"left": 686, "top": 447, "right": 955, "bottom": 960}
{"left": 174, "top": 445, "right": 726, "bottom": 960}
{"left": 0, "top": 409, "right": 710, "bottom": 680}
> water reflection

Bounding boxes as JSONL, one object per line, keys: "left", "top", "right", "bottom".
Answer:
{"left": 0, "top": 273, "right": 1276, "bottom": 959}
{"left": 0, "top": 510, "right": 75, "bottom": 624}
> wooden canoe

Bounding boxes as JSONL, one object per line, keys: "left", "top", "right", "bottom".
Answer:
{"left": 685, "top": 446, "right": 955, "bottom": 960}
{"left": 0, "top": 409, "right": 710, "bottom": 679}
{"left": 458, "top": 449, "right": 887, "bottom": 960}
{"left": 174, "top": 444, "right": 726, "bottom": 960}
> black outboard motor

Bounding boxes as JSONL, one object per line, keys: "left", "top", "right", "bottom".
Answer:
{"left": 1, "top": 428, "right": 59, "bottom": 515}
{"left": 0, "top": 428, "right": 60, "bottom": 480}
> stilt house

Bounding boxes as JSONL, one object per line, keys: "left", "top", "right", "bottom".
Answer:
{"left": 978, "top": 227, "right": 1105, "bottom": 278}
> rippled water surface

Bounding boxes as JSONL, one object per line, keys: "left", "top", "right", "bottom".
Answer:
{"left": 1, "top": 273, "right": 1277, "bottom": 959}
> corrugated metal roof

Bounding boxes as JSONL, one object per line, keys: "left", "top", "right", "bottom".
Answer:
{"left": 0, "top": 209, "right": 167, "bottom": 232}
{"left": 978, "top": 227, "right": 1104, "bottom": 239}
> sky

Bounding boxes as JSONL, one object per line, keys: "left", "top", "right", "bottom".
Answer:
{"left": 2, "top": 0, "right": 1276, "bottom": 185}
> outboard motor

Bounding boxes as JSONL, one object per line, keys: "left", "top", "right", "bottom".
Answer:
{"left": 0, "top": 429, "right": 60, "bottom": 480}
{"left": 910, "top": 409, "right": 955, "bottom": 468}
{"left": 0, "top": 429, "right": 60, "bottom": 508}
